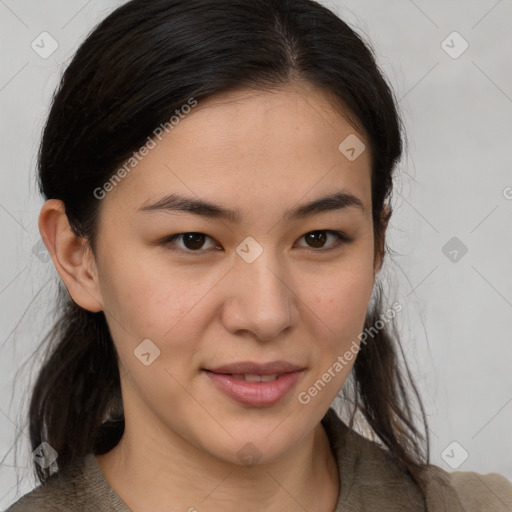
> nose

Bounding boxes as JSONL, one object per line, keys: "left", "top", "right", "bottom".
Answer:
{"left": 220, "top": 249, "right": 296, "bottom": 342}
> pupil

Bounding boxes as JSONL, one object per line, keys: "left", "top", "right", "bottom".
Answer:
{"left": 307, "top": 231, "right": 326, "bottom": 248}
{"left": 184, "top": 233, "right": 204, "bottom": 250}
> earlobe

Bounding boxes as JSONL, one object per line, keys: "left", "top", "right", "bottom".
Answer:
{"left": 38, "top": 199, "right": 104, "bottom": 312}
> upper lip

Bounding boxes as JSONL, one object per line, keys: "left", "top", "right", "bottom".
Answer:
{"left": 205, "top": 360, "right": 304, "bottom": 375}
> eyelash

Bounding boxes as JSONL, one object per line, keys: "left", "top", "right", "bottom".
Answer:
{"left": 161, "top": 230, "right": 353, "bottom": 255}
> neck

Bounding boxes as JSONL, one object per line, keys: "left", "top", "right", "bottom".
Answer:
{"left": 96, "top": 416, "right": 340, "bottom": 512}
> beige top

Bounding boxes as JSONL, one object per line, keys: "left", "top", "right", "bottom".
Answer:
{"left": 5, "top": 408, "right": 512, "bottom": 511}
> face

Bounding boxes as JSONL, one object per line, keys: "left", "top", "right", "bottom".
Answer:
{"left": 91, "top": 82, "right": 379, "bottom": 465}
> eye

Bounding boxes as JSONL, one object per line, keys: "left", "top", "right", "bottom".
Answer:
{"left": 296, "top": 230, "right": 352, "bottom": 251}
{"left": 162, "top": 230, "right": 351, "bottom": 253}
{"left": 163, "top": 232, "right": 220, "bottom": 253}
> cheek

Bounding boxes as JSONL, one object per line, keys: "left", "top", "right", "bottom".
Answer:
{"left": 304, "top": 255, "right": 375, "bottom": 336}
{"left": 99, "top": 253, "right": 199, "bottom": 329}
{"left": 295, "top": 261, "right": 375, "bottom": 405}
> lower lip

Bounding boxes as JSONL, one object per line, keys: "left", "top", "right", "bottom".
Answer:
{"left": 204, "top": 370, "right": 303, "bottom": 407}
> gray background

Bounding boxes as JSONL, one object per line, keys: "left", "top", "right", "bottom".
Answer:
{"left": 1, "top": 0, "right": 511, "bottom": 507}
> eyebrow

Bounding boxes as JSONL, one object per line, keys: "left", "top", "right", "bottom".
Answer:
{"left": 138, "top": 190, "right": 365, "bottom": 223}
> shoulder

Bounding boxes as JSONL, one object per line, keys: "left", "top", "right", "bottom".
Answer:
{"left": 418, "top": 464, "right": 512, "bottom": 511}
{"left": 4, "top": 457, "right": 90, "bottom": 512}
{"left": 321, "top": 408, "right": 512, "bottom": 511}
{"left": 449, "top": 469, "right": 512, "bottom": 511}
{"left": 4, "top": 478, "right": 82, "bottom": 512}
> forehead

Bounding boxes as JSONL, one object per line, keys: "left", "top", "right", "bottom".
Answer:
{"left": 100, "top": 83, "right": 372, "bottom": 222}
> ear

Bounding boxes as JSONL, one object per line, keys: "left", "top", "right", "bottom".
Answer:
{"left": 374, "top": 203, "right": 391, "bottom": 276}
{"left": 38, "top": 199, "right": 104, "bottom": 312}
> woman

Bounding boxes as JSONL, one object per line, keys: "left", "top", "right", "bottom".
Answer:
{"left": 5, "top": 0, "right": 512, "bottom": 510}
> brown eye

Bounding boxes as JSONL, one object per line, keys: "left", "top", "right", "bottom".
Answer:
{"left": 164, "top": 232, "right": 219, "bottom": 252}
{"left": 162, "top": 230, "right": 351, "bottom": 255}
{"left": 304, "top": 231, "right": 328, "bottom": 248}
{"left": 297, "top": 230, "right": 351, "bottom": 251}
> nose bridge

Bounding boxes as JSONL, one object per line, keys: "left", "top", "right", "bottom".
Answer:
{"left": 227, "top": 241, "right": 293, "bottom": 339}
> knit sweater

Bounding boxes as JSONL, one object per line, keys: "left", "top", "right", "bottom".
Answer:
{"left": 5, "top": 408, "right": 512, "bottom": 511}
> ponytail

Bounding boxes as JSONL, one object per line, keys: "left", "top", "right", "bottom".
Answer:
{"left": 344, "top": 282, "right": 430, "bottom": 498}
{"left": 28, "top": 284, "right": 123, "bottom": 483}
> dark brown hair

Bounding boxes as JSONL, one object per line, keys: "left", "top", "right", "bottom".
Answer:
{"left": 17, "top": 0, "right": 430, "bottom": 504}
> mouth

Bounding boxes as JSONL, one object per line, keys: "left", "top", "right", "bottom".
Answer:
{"left": 203, "top": 361, "right": 305, "bottom": 407}
{"left": 205, "top": 360, "right": 304, "bottom": 375}
{"left": 229, "top": 373, "right": 282, "bottom": 382}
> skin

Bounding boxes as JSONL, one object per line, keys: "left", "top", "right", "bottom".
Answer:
{"left": 39, "top": 81, "right": 387, "bottom": 512}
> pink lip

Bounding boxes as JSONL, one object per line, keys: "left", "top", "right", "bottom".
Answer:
{"left": 203, "top": 361, "right": 305, "bottom": 407}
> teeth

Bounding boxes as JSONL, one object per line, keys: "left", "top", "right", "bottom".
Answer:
{"left": 259, "top": 374, "right": 279, "bottom": 382}
{"left": 231, "top": 374, "right": 279, "bottom": 382}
